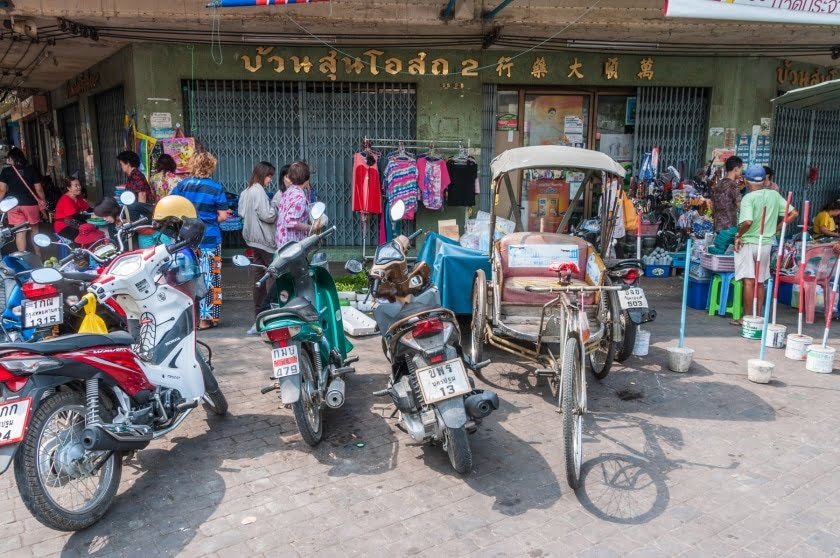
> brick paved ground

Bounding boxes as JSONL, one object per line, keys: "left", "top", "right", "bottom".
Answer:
{"left": 3, "top": 274, "right": 840, "bottom": 557}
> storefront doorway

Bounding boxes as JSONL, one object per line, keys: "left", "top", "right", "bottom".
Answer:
{"left": 94, "top": 86, "right": 126, "bottom": 197}
{"left": 183, "top": 79, "right": 416, "bottom": 247}
{"left": 485, "top": 85, "right": 708, "bottom": 232}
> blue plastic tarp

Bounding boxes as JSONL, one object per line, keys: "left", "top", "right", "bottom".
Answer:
{"left": 418, "top": 232, "right": 491, "bottom": 315}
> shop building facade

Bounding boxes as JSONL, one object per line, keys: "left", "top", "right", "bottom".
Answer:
{"left": 38, "top": 43, "right": 837, "bottom": 249}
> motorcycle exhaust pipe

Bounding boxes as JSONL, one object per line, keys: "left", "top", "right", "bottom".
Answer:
{"left": 325, "top": 377, "right": 346, "bottom": 409}
{"left": 464, "top": 391, "right": 499, "bottom": 420}
{"left": 81, "top": 425, "right": 153, "bottom": 451}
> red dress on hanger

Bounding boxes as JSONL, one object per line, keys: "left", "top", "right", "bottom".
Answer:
{"left": 352, "top": 152, "right": 382, "bottom": 214}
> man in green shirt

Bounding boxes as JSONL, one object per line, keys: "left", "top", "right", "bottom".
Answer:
{"left": 733, "top": 165, "right": 798, "bottom": 324}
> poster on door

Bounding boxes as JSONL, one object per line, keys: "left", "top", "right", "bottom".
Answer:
{"left": 527, "top": 178, "right": 570, "bottom": 233}
{"left": 526, "top": 96, "right": 586, "bottom": 147}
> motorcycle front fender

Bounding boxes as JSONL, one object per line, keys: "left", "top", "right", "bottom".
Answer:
{"left": 435, "top": 397, "right": 467, "bottom": 430}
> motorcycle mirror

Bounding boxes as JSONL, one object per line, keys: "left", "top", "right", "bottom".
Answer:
{"left": 345, "top": 259, "right": 363, "bottom": 274}
{"left": 32, "top": 233, "right": 52, "bottom": 248}
{"left": 0, "top": 197, "right": 19, "bottom": 213}
{"left": 232, "top": 254, "right": 251, "bottom": 267}
{"left": 30, "top": 267, "right": 62, "bottom": 284}
{"left": 390, "top": 199, "right": 406, "bottom": 222}
{"left": 309, "top": 201, "right": 326, "bottom": 222}
{"left": 119, "top": 190, "right": 137, "bottom": 206}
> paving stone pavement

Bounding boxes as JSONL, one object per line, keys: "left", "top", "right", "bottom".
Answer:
{"left": 3, "top": 275, "right": 840, "bottom": 557}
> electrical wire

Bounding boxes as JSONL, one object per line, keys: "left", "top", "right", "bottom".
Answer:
{"left": 210, "top": 7, "right": 223, "bottom": 65}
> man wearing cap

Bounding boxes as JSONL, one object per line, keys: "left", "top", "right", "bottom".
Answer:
{"left": 732, "top": 165, "right": 798, "bottom": 325}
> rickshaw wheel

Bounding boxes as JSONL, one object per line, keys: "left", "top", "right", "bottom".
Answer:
{"left": 589, "top": 277, "right": 616, "bottom": 380}
{"left": 470, "top": 270, "right": 487, "bottom": 364}
{"left": 560, "top": 335, "right": 584, "bottom": 490}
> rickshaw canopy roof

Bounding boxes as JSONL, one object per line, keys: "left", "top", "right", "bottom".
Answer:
{"left": 490, "top": 146, "right": 627, "bottom": 180}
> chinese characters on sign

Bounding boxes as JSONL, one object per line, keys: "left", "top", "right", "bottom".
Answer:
{"left": 604, "top": 58, "right": 619, "bottom": 80}
{"left": 637, "top": 58, "right": 654, "bottom": 80}
{"left": 567, "top": 58, "right": 584, "bottom": 79}
{"left": 531, "top": 57, "right": 548, "bottom": 79}
{"left": 238, "top": 49, "right": 658, "bottom": 83}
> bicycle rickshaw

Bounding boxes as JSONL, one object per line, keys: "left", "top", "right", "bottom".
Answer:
{"left": 470, "top": 146, "right": 650, "bottom": 488}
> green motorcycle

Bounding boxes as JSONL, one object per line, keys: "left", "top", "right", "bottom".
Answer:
{"left": 233, "top": 204, "right": 356, "bottom": 446}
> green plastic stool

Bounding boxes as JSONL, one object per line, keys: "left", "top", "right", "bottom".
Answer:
{"left": 707, "top": 273, "right": 727, "bottom": 316}
{"left": 725, "top": 279, "right": 743, "bottom": 320}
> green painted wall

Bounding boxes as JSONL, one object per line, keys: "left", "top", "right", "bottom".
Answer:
{"left": 50, "top": 43, "right": 838, "bottom": 248}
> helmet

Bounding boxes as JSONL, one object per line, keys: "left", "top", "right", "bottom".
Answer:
{"left": 178, "top": 217, "right": 206, "bottom": 248}
{"left": 153, "top": 195, "right": 198, "bottom": 239}
{"left": 153, "top": 195, "right": 197, "bottom": 222}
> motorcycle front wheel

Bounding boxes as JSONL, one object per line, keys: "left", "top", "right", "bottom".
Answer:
{"left": 292, "top": 348, "right": 323, "bottom": 446}
{"left": 14, "top": 390, "right": 122, "bottom": 531}
{"left": 444, "top": 426, "right": 472, "bottom": 474}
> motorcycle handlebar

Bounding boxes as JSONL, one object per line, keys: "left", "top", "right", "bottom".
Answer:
{"left": 255, "top": 270, "right": 271, "bottom": 289}
{"left": 123, "top": 216, "right": 149, "bottom": 230}
{"left": 70, "top": 298, "right": 88, "bottom": 313}
{"left": 9, "top": 222, "right": 30, "bottom": 235}
{"left": 254, "top": 227, "right": 337, "bottom": 288}
{"left": 408, "top": 228, "right": 424, "bottom": 242}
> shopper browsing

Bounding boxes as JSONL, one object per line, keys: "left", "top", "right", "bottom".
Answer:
{"left": 239, "top": 161, "right": 278, "bottom": 334}
{"left": 710, "top": 155, "right": 743, "bottom": 233}
{"left": 732, "top": 165, "right": 798, "bottom": 325}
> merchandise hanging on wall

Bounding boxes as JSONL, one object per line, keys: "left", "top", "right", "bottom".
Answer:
{"left": 207, "top": 0, "right": 329, "bottom": 6}
{"left": 133, "top": 130, "right": 157, "bottom": 177}
{"left": 161, "top": 138, "right": 197, "bottom": 175}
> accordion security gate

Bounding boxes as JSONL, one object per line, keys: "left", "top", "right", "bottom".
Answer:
{"left": 94, "top": 87, "right": 127, "bottom": 197}
{"left": 633, "top": 87, "right": 710, "bottom": 176}
{"left": 59, "top": 103, "right": 84, "bottom": 180}
{"left": 771, "top": 105, "right": 840, "bottom": 213}
{"left": 183, "top": 80, "right": 416, "bottom": 247}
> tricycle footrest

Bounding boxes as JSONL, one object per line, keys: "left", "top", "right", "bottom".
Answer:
{"left": 535, "top": 368, "right": 555, "bottom": 377}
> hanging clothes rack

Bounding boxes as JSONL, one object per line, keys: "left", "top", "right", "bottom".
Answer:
{"left": 362, "top": 137, "right": 471, "bottom": 153}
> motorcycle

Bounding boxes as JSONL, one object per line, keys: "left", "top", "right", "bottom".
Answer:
{"left": 604, "top": 259, "right": 657, "bottom": 363}
{"left": 233, "top": 202, "right": 356, "bottom": 447}
{"left": 0, "top": 218, "right": 227, "bottom": 531}
{"left": 353, "top": 200, "right": 498, "bottom": 474}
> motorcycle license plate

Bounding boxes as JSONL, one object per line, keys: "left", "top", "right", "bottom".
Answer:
{"left": 22, "top": 296, "right": 63, "bottom": 329}
{"left": 271, "top": 345, "right": 300, "bottom": 378}
{"left": 415, "top": 359, "right": 471, "bottom": 404}
{"left": 617, "top": 288, "right": 648, "bottom": 310}
{"left": 0, "top": 398, "right": 31, "bottom": 446}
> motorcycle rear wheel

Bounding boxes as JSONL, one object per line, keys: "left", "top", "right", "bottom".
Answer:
{"left": 292, "top": 349, "right": 323, "bottom": 447}
{"left": 444, "top": 426, "right": 472, "bottom": 474}
{"left": 615, "top": 311, "right": 636, "bottom": 363}
{"left": 14, "top": 390, "right": 122, "bottom": 531}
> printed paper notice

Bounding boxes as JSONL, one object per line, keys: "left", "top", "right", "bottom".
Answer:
{"left": 508, "top": 244, "right": 579, "bottom": 269}
{"left": 563, "top": 115, "right": 584, "bottom": 134}
{"left": 150, "top": 112, "right": 173, "bottom": 129}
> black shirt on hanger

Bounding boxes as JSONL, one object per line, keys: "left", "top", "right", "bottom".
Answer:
{"left": 446, "top": 159, "right": 478, "bottom": 207}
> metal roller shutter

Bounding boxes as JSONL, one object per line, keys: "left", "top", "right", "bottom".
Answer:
{"left": 634, "top": 87, "right": 710, "bottom": 176}
{"left": 183, "top": 79, "right": 416, "bottom": 247}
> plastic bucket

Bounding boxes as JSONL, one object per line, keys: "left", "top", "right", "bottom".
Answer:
{"left": 740, "top": 316, "right": 764, "bottom": 340}
{"left": 785, "top": 334, "right": 813, "bottom": 361}
{"left": 806, "top": 345, "right": 835, "bottom": 374}
{"left": 765, "top": 324, "right": 787, "bottom": 349}
{"left": 632, "top": 328, "right": 650, "bottom": 357}
{"left": 667, "top": 347, "right": 694, "bottom": 373}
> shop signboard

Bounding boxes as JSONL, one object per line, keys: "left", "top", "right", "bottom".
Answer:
{"left": 664, "top": 0, "right": 840, "bottom": 25}
{"left": 735, "top": 134, "right": 751, "bottom": 161}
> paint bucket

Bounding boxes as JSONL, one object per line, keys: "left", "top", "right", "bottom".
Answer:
{"left": 747, "top": 358, "right": 774, "bottom": 384}
{"left": 632, "top": 328, "right": 650, "bottom": 357}
{"left": 805, "top": 345, "right": 836, "bottom": 374}
{"left": 764, "top": 323, "right": 787, "bottom": 349}
{"left": 785, "top": 334, "right": 813, "bottom": 361}
{"left": 740, "top": 316, "right": 764, "bottom": 340}
{"left": 667, "top": 347, "right": 694, "bottom": 373}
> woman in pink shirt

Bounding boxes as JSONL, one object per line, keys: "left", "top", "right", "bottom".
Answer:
{"left": 275, "top": 161, "right": 312, "bottom": 247}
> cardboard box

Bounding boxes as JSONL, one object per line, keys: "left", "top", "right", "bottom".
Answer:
{"left": 438, "top": 219, "right": 459, "bottom": 241}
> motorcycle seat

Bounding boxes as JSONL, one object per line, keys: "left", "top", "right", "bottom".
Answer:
{"left": 257, "top": 297, "right": 320, "bottom": 328}
{"left": 0, "top": 331, "right": 135, "bottom": 355}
